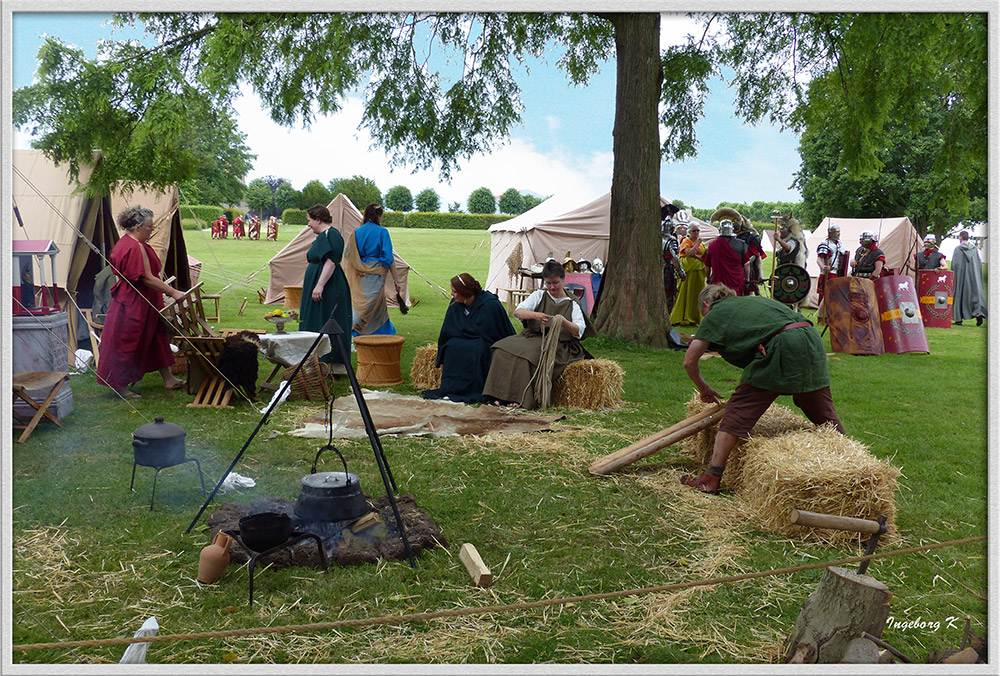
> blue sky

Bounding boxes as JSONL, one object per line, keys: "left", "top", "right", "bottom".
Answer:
{"left": 11, "top": 11, "right": 804, "bottom": 212}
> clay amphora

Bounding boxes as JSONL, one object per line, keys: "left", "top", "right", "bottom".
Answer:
{"left": 197, "top": 531, "right": 233, "bottom": 584}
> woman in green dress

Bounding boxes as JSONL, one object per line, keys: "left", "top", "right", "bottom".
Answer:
{"left": 299, "top": 204, "right": 351, "bottom": 369}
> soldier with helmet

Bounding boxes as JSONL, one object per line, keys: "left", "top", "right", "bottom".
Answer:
{"left": 851, "top": 230, "right": 886, "bottom": 280}
{"left": 704, "top": 219, "right": 750, "bottom": 294}
{"left": 816, "top": 223, "right": 847, "bottom": 303}
{"left": 915, "top": 234, "right": 948, "bottom": 270}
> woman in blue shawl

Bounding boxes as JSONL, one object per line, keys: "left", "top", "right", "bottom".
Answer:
{"left": 422, "top": 273, "right": 515, "bottom": 403}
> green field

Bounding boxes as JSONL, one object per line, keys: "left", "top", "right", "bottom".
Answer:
{"left": 11, "top": 226, "right": 988, "bottom": 664}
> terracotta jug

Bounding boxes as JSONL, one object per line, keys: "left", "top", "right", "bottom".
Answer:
{"left": 197, "top": 531, "right": 233, "bottom": 584}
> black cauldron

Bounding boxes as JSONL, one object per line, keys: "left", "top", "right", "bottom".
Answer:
{"left": 133, "top": 416, "right": 186, "bottom": 468}
{"left": 294, "top": 471, "right": 368, "bottom": 523}
{"left": 238, "top": 512, "right": 292, "bottom": 552}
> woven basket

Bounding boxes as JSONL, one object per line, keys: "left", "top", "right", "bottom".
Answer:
{"left": 354, "top": 335, "right": 406, "bottom": 386}
{"left": 283, "top": 285, "right": 303, "bottom": 310}
{"left": 170, "top": 352, "right": 188, "bottom": 375}
{"left": 280, "top": 355, "right": 329, "bottom": 400}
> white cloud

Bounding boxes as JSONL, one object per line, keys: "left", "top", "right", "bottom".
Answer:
{"left": 234, "top": 85, "right": 611, "bottom": 210}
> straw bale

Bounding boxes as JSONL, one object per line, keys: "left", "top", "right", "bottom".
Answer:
{"left": 738, "top": 425, "right": 901, "bottom": 548}
{"left": 410, "top": 343, "right": 442, "bottom": 390}
{"left": 678, "top": 392, "right": 814, "bottom": 491}
{"left": 551, "top": 359, "right": 624, "bottom": 410}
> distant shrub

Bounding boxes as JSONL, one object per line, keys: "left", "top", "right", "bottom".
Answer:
{"left": 381, "top": 211, "right": 405, "bottom": 228}
{"left": 282, "top": 208, "right": 308, "bottom": 225}
{"left": 401, "top": 212, "right": 513, "bottom": 230}
{"left": 223, "top": 207, "right": 246, "bottom": 222}
{"left": 180, "top": 218, "right": 205, "bottom": 231}
{"left": 179, "top": 204, "right": 224, "bottom": 222}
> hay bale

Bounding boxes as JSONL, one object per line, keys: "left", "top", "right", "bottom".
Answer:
{"left": 679, "top": 392, "right": 814, "bottom": 490}
{"left": 739, "top": 425, "right": 901, "bottom": 548}
{"left": 551, "top": 359, "right": 624, "bottom": 410}
{"left": 410, "top": 343, "right": 442, "bottom": 390}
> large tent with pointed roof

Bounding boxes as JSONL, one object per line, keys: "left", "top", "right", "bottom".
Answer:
{"left": 264, "top": 193, "right": 411, "bottom": 307}
{"left": 12, "top": 149, "right": 190, "bottom": 312}
{"left": 485, "top": 191, "right": 717, "bottom": 302}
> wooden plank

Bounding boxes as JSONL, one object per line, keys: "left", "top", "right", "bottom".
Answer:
{"left": 459, "top": 543, "right": 493, "bottom": 587}
{"left": 789, "top": 509, "right": 882, "bottom": 534}
{"left": 589, "top": 402, "right": 725, "bottom": 475}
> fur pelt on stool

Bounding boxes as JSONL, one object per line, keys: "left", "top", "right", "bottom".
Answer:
{"left": 218, "top": 331, "right": 261, "bottom": 402}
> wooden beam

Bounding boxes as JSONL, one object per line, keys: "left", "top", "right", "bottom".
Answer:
{"left": 589, "top": 402, "right": 725, "bottom": 475}
{"left": 459, "top": 543, "right": 493, "bottom": 587}
{"left": 788, "top": 509, "right": 883, "bottom": 534}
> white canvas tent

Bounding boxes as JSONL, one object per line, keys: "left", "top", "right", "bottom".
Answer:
{"left": 485, "top": 192, "right": 718, "bottom": 302}
{"left": 264, "top": 193, "right": 411, "bottom": 306}
{"left": 802, "top": 216, "right": 920, "bottom": 308}
{"left": 12, "top": 149, "right": 190, "bottom": 311}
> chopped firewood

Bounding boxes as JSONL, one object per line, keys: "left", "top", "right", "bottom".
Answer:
{"left": 943, "top": 647, "right": 980, "bottom": 664}
{"left": 459, "top": 543, "right": 493, "bottom": 587}
{"left": 350, "top": 512, "right": 382, "bottom": 534}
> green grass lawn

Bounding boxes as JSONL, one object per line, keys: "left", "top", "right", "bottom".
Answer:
{"left": 10, "top": 226, "right": 988, "bottom": 664}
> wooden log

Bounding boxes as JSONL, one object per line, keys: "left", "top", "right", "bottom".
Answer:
{"left": 459, "top": 543, "right": 493, "bottom": 587}
{"left": 784, "top": 566, "right": 892, "bottom": 663}
{"left": 839, "top": 637, "right": 879, "bottom": 663}
{"left": 943, "top": 647, "right": 980, "bottom": 664}
{"left": 788, "top": 509, "right": 883, "bottom": 534}
{"left": 589, "top": 402, "right": 725, "bottom": 475}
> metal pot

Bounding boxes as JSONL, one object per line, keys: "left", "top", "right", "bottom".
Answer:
{"left": 133, "top": 416, "right": 186, "bottom": 468}
{"left": 294, "top": 471, "right": 368, "bottom": 523}
{"left": 238, "top": 512, "right": 292, "bottom": 552}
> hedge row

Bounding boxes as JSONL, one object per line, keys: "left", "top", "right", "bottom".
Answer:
{"left": 381, "top": 211, "right": 405, "bottom": 228}
{"left": 397, "top": 212, "right": 514, "bottom": 230}
{"left": 179, "top": 204, "right": 224, "bottom": 222}
{"left": 223, "top": 207, "right": 246, "bottom": 222}
{"left": 282, "top": 208, "right": 309, "bottom": 225}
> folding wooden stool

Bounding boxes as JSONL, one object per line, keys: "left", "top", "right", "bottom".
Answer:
{"left": 12, "top": 371, "right": 70, "bottom": 443}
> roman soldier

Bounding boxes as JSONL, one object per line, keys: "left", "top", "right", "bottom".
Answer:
{"left": 774, "top": 213, "right": 807, "bottom": 268}
{"left": 816, "top": 224, "right": 847, "bottom": 303}
{"left": 662, "top": 220, "right": 682, "bottom": 313}
{"left": 851, "top": 230, "right": 886, "bottom": 280}
{"left": 915, "top": 234, "right": 948, "bottom": 270}
{"left": 704, "top": 219, "right": 750, "bottom": 295}
{"left": 735, "top": 220, "right": 766, "bottom": 295}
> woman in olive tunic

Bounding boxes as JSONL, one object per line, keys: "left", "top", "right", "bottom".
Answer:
{"left": 482, "top": 260, "right": 595, "bottom": 409}
{"left": 299, "top": 204, "right": 351, "bottom": 366}
{"left": 681, "top": 284, "right": 845, "bottom": 494}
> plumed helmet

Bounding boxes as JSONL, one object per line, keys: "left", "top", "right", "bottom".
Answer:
{"left": 860, "top": 230, "right": 877, "bottom": 243}
{"left": 828, "top": 224, "right": 841, "bottom": 234}
{"left": 924, "top": 234, "right": 937, "bottom": 245}
{"left": 718, "top": 219, "right": 734, "bottom": 237}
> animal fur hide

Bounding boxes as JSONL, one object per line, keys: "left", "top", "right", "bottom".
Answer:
{"left": 218, "top": 331, "right": 261, "bottom": 402}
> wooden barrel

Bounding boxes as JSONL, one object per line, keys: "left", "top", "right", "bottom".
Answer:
{"left": 354, "top": 335, "right": 406, "bottom": 386}
{"left": 283, "top": 285, "right": 303, "bottom": 310}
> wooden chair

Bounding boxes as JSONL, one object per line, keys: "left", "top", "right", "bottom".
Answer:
{"left": 160, "top": 282, "right": 235, "bottom": 408}
{"left": 12, "top": 371, "right": 70, "bottom": 443}
{"left": 202, "top": 294, "right": 222, "bottom": 322}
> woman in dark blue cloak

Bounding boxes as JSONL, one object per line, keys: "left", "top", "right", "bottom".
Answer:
{"left": 422, "top": 273, "right": 515, "bottom": 403}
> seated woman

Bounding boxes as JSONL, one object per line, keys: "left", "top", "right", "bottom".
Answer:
{"left": 482, "top": 260, "right": 596, "bottom": 409}
{"left": 422, "top": 273, "right": 515, "bottom": 403}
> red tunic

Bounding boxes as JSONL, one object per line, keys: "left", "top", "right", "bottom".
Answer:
{"left": 96, "top": 236, "right": 175, "bottom": 389}
{"left": 704, "top": 237, "right": 749, "bottom": 295}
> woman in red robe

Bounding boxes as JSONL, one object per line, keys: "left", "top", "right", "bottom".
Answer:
{"left": 96, "top": 206, "right": 187, "bottom": 398}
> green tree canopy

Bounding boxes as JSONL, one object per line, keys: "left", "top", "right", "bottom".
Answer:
{"left": 297, "top": 179, "right": 333, "bottom": 209}
{"left": 498, "top": 188, "right": 526, "bottom": 215}
{"left": 329, "top": 175, "right": 383, "bottom": 212}
{"left": 385, "top": 185, "right": 414, "bottom": 212}
{"left": 245, "top": 178, "right": 273, "bottom": 215}
{"left": 467, "top": 187, "right": 496, "bottom": 214}
{"left": 13, "top": 35, "right": 254, "bottom": 198}
{"left": 522, "top": 194, "right": 545, "bottom": 212}
{"left": 415, "top": 188, "right": 441, "bottom": 212}
{"left": 274, "top": 182, "right": 299, "bottom": 212}
{"left": 447, "top": 201, "right": 463, "bottom": 213}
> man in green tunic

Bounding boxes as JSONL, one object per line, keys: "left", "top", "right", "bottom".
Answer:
{"left": 681, "top": 284, "right": 845, "bottom": 494}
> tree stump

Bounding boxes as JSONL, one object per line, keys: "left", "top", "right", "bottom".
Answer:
{"left": 783, "top": 566, "right": 892, "bottom": 663}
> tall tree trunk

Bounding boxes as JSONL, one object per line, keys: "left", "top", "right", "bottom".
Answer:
{"left": 596, "top": 13, "right": 670, "bottom": 347}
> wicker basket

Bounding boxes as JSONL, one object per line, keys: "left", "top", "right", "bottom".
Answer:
{"left": 170, "top": 352, "right": 188, "bottom": 375}
{"left": 354, "top": 335, "right": 406, "bottom": 386}
{"left": 283, "top": 285, "right": 303, "bottom": 310}
{"left": 279, "top": 355, "right": 330, "bottom": 400}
